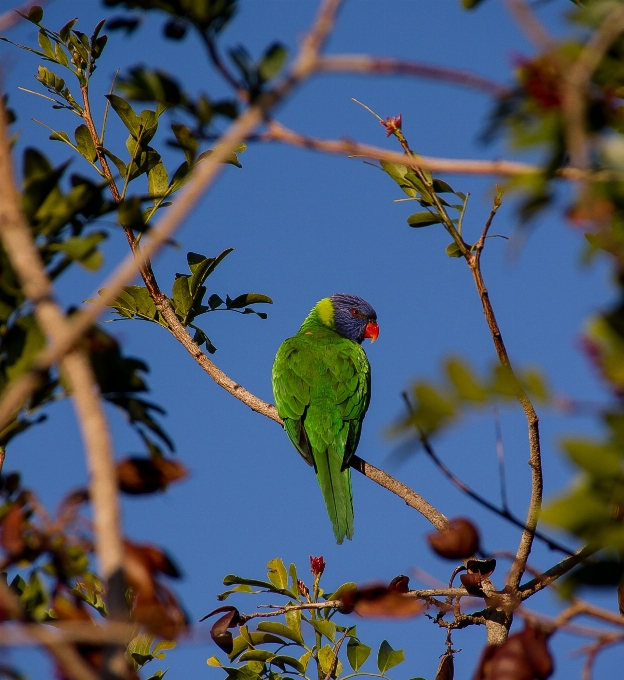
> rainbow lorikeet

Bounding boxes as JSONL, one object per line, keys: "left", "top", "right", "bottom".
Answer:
{"left": 272, "top": 294, "right": 379, "bottom": 544}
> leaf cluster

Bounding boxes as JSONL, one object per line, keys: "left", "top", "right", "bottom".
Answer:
{"left": 395, "top": 356, "right": 549, "bottom": 437}
{"left": 204, "top": 558, "right": 411, "bottom": 680}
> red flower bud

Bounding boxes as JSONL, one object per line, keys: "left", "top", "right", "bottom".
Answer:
{"left": 310, "top": 555, "right": 326, "bottom": 576}
{"left": 380, "top": 114, "right": 402, "bottom": 137}
{"left": 298, "top": 580, "right": 309, "bottom": 598}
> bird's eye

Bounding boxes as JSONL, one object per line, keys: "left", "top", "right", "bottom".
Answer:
{"left": 350, "top": 308, "right": 359, "bottom": 317}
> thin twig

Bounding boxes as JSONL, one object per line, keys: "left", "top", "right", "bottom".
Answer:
{"left": 199, "top": 31, "right": 244, "bottom": 98}
{"left": 493, "top": 407, "right": 509, "bottom": 513}
{"left": 324, "top": 629, "right": 350, "bottom": 680}
{"left": 519, "top": 545, "right": 597, "bottom": 599}
{"left": 317, "top": 55, "right": 509, "bottom": 97}
{"left": 464, "top": 196, "right": 543, "bottom": 590}
{"left": 401, "top": 394, "right": 573, "bottom": 556}
{"left": 505, "top": 0, "right": 556, "bottom": 52}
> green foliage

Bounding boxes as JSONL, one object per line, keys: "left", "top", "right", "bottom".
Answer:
{"left": 127, "top": 633, "right": 177, "bottom": 676}
{"left": 395, "top": 356, "right": 550, "bottom": 437}
{"left": 105, "top": 248, "right": 272, "bottom": 353}
{"left": 204, "top": 558, "right": 407, "bottom": 680}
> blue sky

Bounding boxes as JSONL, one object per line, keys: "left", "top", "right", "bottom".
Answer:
{"left": 0, "top": 1, "right": 619, "bottom": 678}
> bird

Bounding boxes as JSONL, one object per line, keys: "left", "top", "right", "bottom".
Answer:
{"left": 272, "top": 293, "right": 379, "bottom": 544}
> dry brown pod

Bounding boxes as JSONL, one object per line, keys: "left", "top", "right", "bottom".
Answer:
{"left": 427, "top": 518, "right": 480, "bottom": 560}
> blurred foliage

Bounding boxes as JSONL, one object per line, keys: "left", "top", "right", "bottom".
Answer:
{"left": 203, "top": 557, "right": 422, "bottom": 680}
{"left": 394, "top": 356, "right": 549, "bottom": 437}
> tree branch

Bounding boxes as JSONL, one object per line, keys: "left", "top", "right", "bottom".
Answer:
{"left": 264, "top": 120, "right": 551, "bottom": 177}
{"left": 315, "top": 55, "right": 509, "bottom": 97}
{"left": 519, "top": 545, "right": 597, "bottom": 599}
{"left": 0, "top": 100, "right": 126, "bottom": 676}
{"left": 458, "top": 196, "right": 540, "bottom": 590}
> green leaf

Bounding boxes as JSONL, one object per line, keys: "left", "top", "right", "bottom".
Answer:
{"left": 59, "top": 18, "right": 78, "bottom": 42}
{"left": 105, "top": 94, "right": 140, "bottom": 137}
{"left": 38, "top": 30, "right": 55, "bottom": 59}
{"left": 198, "top": 143, "right": 246, "bottom": 168}
{"left": 270, "top": 656, "right": 305, "bottom": 674}
{"left": 107, "top": 285, "right": 159, "bottom": 323}
{"left": 207, "top": 656, "right": 223, "bottom": 667}
{"left": 347, "top": 639, "right": 371, "bottom": 672}
{"left": 284, "top": 607, "right": 301, "bottom": 640}
{"left": 445, "top": 358, "right": 486, "bottom": 401}
{"left": 172, "top": 275, "right": 192, "bottom": 320}
{"left": 217, "top": 584, "right": 255, "bottom": 601}
{"left": 288, "top": 563, "right": 299, "bottom": 598}
{"left": 25, "top": 5, "right": 44, "bottom": 24}
{"left": 117, "top": 197, "right": 146, "bottom": 232}
{"left": 74, "top": 124, "right": 97, "bottom": 163}
{"left": 148, "top": 158, "right": 169, "bottom": 200}
{"left": 407, "top": 212, "right": 442, "bottom": 228}
{"left": 318, "top": 645, "right": 337, "bottom": 677}
{"left": 48, "top": 231, "right": 106, "bottom": 270}
{"left": 308, "top": 619, "right": 336, "bottom": 642}
{"left": 432, "top": 178, "right": 455, "bottom": 193}
{"left": 258, "top": 43, "right": 288, "bottom": 82}
{"left": 187, "top": 248, "right": 234, "bottom": 295}
{"left": 256, "top": 621, "right": 303, "bottom": 645}
{"left": 152, "top": 639, "right": 176, "bottom": 659}
{"left": 48, "top": 128, "right": 75, "bottom": 148}
{"left": 445, "top": 242, "right": 462, "bottom": 257}
{"left": 222, "top": 574, "right": 290, "bottom": 595}
{"left": 208, "top": 294, "right": 224, "bottom": 310}
{"left": 239, "top": 651, "right": 275, "bottom": 663}
{"left": 228, "top": 293, "right": 273, "bottom": 309}
{"left": 100, "top": 147, "right": 127, "bottom": 178}
{"left": 377, "top": 641, "right": 405, "bottom": 674}
{"left": 171, "top": 123, "right": 198, "bottom": 166}
{"left": 267, "top": 558, "right": 288, "bottom": 590}
{"left": 325, "top": 582, "right": 357, "bottom": 601}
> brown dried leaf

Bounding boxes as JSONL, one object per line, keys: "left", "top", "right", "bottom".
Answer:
{"left": 427, "top": 517, "right": 480, "bottom": 560}
{"left": 466, "top": 558, "right": 496, "bottom": 578}
{"left": 388, "top": 575, "right": 410, "bottom": 593}
{"left": 472, "top": 623, "right": 553, "bottom": 680}
{"left": 460, "top": 572, "right": 485, "bottom": 596}
{"left": 341, "top": 583, "right": 423, "bottom": 619}
{"left": 133, "top": 586, "right": 188, "bottom": 639}
{"left": 117, "top": 457, "right": 187, "bottom": 495}
{"left": 0, "top": 505, "right": 25, "bottom": 557}
{"left": 200, "top": 606, "right": 241, "bottom": 654}
{"left": 435, "top": 651, "right": 454, "bottom": 680}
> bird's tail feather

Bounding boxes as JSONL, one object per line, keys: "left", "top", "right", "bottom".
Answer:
{"left": 315, "top": 448, "right": 354, "bottom": 544}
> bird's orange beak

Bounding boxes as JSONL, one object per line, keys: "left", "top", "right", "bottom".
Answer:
{"left": 364, "top": 321, "right": 379, "bottom": 343}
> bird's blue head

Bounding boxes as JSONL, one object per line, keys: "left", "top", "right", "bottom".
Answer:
{"left": 329, "top": 293, "right": 379, "bottom": 344}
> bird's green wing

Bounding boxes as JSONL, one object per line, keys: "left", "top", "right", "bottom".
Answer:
{"left": 273, "top": 333, "right": 371, "bottom": 543}
{"left": 272, "top": 336, "right": 315, "bottom": 466}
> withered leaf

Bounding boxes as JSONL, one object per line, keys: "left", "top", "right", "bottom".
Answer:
{"left": 427, "top": 517, "right": 480, "bottom": 560}
{"left": 435, "top": 651, "right": 454, "bottom": 680}
{"left": 200, "top": 606, "right": 241, "bottom": 654}
{"left": 0, "top": 505, "right": 25, "bottom": 558}
{"left": 341, "top": 583, "right": 422, "bottom": 619}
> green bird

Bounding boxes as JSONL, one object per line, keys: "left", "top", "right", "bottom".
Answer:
{"left": 272, "top": 294, "right": 379, "bottom": 544}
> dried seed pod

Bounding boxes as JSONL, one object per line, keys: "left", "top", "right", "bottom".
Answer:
{"left": 341, "top": 582, "right": 422, "bottom": 618}
{"left": 435, "top": 650, "right": 454, "bottom": 680}
{"left": 427, "top": 518, "right": 480, "bottom": 560}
